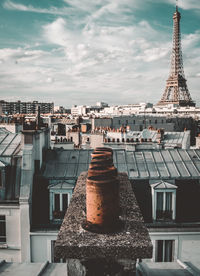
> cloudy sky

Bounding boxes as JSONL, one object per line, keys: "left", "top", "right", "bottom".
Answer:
{"left": 0, "top": 0, "right": 200, "bottom": 107}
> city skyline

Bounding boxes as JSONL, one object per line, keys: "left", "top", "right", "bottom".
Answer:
{"left": 0, "top": 0, "right": 200, "bottom": 107}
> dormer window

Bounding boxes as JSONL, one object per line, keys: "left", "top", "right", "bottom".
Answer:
{"left": 53, "top": 193, "right": 68, "bottom": 220}
{"left": 151, "top": 181, "right": 177, "bottom": 221}
{"left": 49, "top": 181, "right": 74, "bottom": 222}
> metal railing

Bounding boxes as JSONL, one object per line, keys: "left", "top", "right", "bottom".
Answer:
{"left": 156, "top": 210, "right": 173, "bottom": 220}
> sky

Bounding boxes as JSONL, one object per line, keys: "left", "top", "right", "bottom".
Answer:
{"left": 0, "top": 0, "right": 200, "bottom": 107}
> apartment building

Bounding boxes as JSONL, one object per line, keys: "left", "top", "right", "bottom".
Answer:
{"left": 1, "top": 126, "right": 200, "bottom": 267}
{"left": 0, "top": 100, "right": 54, "bottom": 115}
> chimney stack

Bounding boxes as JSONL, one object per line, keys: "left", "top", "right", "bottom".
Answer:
{"left": 82, "top": 147, "right": 120, "bottom": 233}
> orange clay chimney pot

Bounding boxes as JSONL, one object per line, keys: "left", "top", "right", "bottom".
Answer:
{"left": 83, "top": 147, "right": 120, "bottom": 233}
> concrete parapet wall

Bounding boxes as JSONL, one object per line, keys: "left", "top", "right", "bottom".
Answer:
{"left": 55, "top": 172, "right": 152, "bottom": 275}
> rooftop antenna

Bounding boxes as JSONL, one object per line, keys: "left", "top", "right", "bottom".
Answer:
{"left": 176, "top": 0, "right": 178, "bottom": 11}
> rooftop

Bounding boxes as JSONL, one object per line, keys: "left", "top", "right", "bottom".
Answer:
{"left": 0, "top": 260, "right": 198, "bottom": 275}
{"left": 0, "top": 128, "right": 21, "bottom": 158}
{"left": 137, "top": 261, "right": 198, "bottom": 276}
{"left": 106, "top": 129, "right": 190, "bottom": 147}
{"left": 43, "top": 148, "right": 200, "bottom": 180}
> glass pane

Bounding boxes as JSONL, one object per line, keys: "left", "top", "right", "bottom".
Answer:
{"left": 0, "top": 222, "right": 6, "bottom": 236}
{"left": 157, "top": 193, "right": 163, "bottom": 211}
{"left": 156, "top": 193, "right": 163, "bottom": 219}
{"left": 0, "top": 216, "right": 6, "bottom": 243}
{"left": 165, "top": 192, "right": 172, "bottom": 211}
{"left": 0, "top": 237, "right": 6, "bottom": 243}
{"left": 51, "top": 240, "right": 63, "bottom": 263}
{"left": 54, "top": 194, "right": 60, "bottom": 211}
{"left": 0, "top": 215, "right": 5, "bottom": 221}
{"left": 156, "top": 240, "right": 163, "bottom": 262}
{"left": 164, "top": 240, "right": 173, "bottom": 262}
{"left": 62, "top": 194, "right": 68, "bottom": 212}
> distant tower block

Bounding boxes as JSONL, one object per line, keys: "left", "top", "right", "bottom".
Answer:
{"left": 157, "top": 2, "right": 195, "bottom": 106}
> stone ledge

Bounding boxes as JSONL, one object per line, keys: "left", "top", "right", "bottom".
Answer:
{"left": 55, "top": 172, "right": 152, "bottom": 260}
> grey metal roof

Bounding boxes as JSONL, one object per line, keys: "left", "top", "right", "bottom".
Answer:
{"left": 0, "top": 261, "right": 67, "bottom": 276}
{"left": 138, "top": 261, "right": 194, "bottom": 276}
{"left": 0, "top": 128, "right": 21, "bottom": 157}
{"left": 0, "top": 160, "right": 5, "bottom": 167}
{"left": 106, "top": 129, "right": 190, "bottom": 147}
{"left": 0, "top": 260, "right": 198, "bottom": 275}
{"left": 43, "top": 149, "right": 200, "bottom": 180}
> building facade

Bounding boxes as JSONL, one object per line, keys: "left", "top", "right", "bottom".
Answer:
{"left": 0, "top": 100, "right": 54, "bottom": 115}
{"left": 1, "top": 127, "right": 200, "bottom": 267}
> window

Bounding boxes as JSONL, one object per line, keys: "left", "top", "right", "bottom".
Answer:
{"left": 24, "top": 134, "right": 33, "bottom": 144}
{"left": 49, "top": 182, "right": 73, "bottom": 221}
{"left": 156, "top": 192, "right": 173, "bottom": 220}
{"left": 0, "top": 215, "right": 6, "bottom": 243}
{"left": 53, "top": 193, "right": 69, "bottom": 220}
{"left": 51, "top": 240, "right": 64, "bottom": 263}
{"left": 155, "top": 240, "right": 175, "bottom": 262}
{"left": 151, "top": 181, "right": 177, "bottom": 221}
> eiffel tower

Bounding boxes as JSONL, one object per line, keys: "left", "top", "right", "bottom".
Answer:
{"left": 157, "top": 1, "right": 195, "bottom": 106}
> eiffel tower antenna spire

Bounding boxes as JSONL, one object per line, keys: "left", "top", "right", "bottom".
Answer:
{"left": 176, "top": 0, "right": 178, "bottom": 11}
{"left": 157, "top": 2, "right": 195, "bottom": 107}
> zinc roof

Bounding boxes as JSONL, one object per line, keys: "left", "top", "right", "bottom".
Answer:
{"left": 0, "top": 261, "right": 196, "bottom": 276}
{"left": 43, "top": 149, "right": 200, "bottom": 180}
{"left": 107, "top": 129, "right": 190, "bottom": 147}
{"left": 0, "top": 129, "right": 21, "bottom": 156}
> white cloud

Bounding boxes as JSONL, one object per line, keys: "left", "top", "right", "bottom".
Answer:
{"left": 1, "top": 0, "right": 200, "bottom": 106}
{"left": 182, "top": 31, "right": 200, "bottom": 49}
{"left": 3, "top": 0, "right": 200, "bottom": 18}
{"left": 43, "top": 18, "right": 69, "bottom": 47}
{"left": 174, "top": 0, "right": 200, "bottom": 10}
{"left": 3, "top": 0, "right": 72, "bottom": 15}
{"left": 147, "top": 0, "right": 200, "bottom": 10}
{"left": 0, "top": 48, "right": 48, "bottom": 63}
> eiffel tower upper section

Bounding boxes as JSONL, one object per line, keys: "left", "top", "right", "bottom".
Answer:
{"left": 157, "top": 2, "right": 195, "bottom": 107}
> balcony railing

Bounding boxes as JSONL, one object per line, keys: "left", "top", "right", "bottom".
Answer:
{"left": 156, "top": 210, "right": 173, "bottom": 221}
{"left": 53, "top": 210, "right": 66, "bottom": 220}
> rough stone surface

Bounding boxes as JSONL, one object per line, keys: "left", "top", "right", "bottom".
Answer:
{"left": 66, "top": 259, "right": 136, "bottom": 276}
{"left": 55, "top": 172, "right": 153, "bottom": 260}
